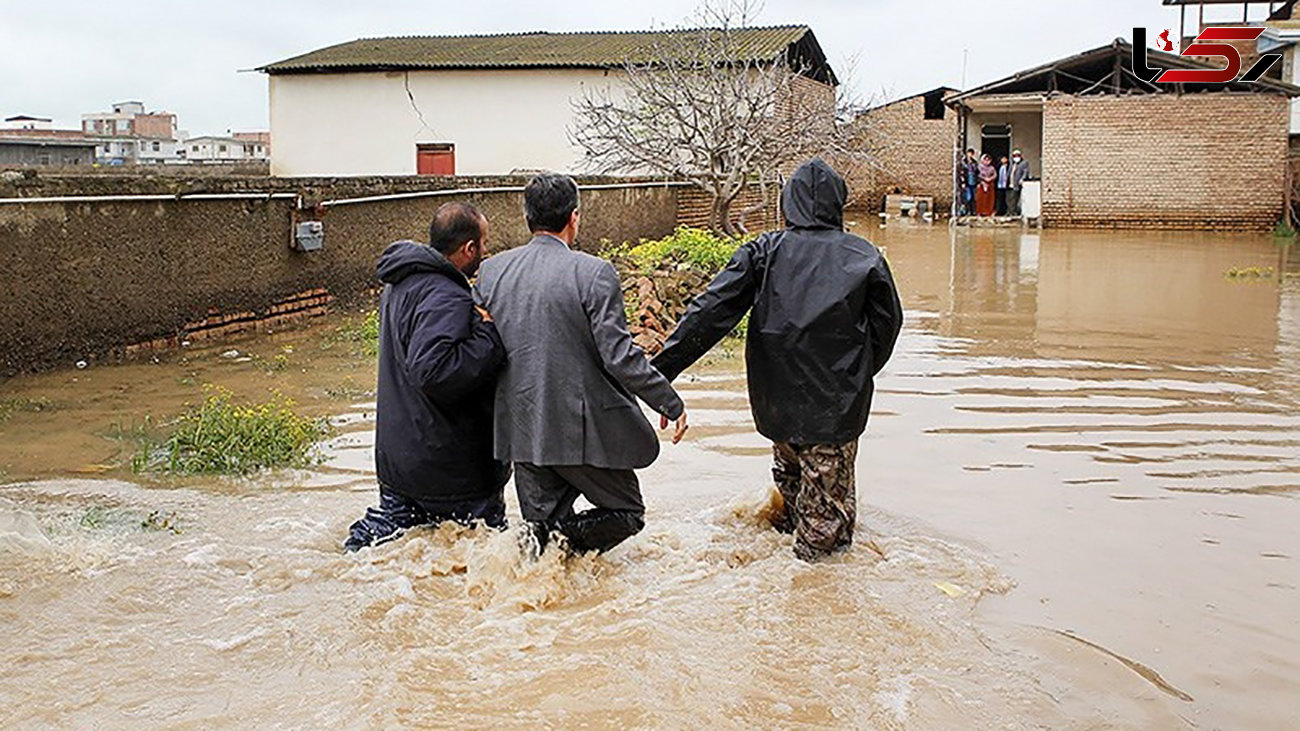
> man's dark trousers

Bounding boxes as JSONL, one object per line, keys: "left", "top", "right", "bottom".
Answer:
{"left": 345, "top": 485, "right": 506, "bottom": 551}
{"left": 514, "top": 463, "right": 645, "bottom": 553}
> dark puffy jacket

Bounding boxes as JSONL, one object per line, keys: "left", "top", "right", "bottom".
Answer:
{"left": 652, "top": 159, "right": 904, "bottom": 444}
{"left": 374, "top": 241, "right": 508, "bottom": 504}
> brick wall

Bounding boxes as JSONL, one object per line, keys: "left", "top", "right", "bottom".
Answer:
{"left": 1041, "top": 93, "right": 1288, "bottom": 230}
{"left": 676, "top": 183, "right": 781, "bottom": 233}
{"left": 851, "top": 94, "right": 958, "bottom": 214}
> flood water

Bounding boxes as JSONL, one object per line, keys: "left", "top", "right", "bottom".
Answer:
{"left": 0, "top": 225, "right": 1297, "bottom": 729}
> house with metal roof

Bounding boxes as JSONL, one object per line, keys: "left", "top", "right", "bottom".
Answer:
{"left": 944, "top": 38, "right": 1300, "bottom": 229}
{"left": 258, "top": 26, "right": 835, "bottom": 177}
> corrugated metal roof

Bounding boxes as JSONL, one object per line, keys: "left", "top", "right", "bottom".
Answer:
{"left": 946, "top": 38, "right": 1300, "bottom": 103}
{"left": 260, "top": 26, "right": 814, "bottom": 74}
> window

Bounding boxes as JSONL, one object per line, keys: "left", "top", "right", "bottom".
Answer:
{"left": 923, "top": 89, "right": 947, "bottom": 120}
{"left": 192, "top": 145, "right": 199, "bottom": 152}
{"left": 218, "top": 144, "right": 227, "bottom": 153}
{"left": 152, "top": 141, "right": 160, "bottom": 152}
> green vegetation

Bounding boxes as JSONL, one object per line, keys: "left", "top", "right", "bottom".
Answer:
{"left": 604, "top": 227, "right": 753, "bottom": 342}
{"left": 132, "top": 387, "right": 331, "bottom": 476}
{"left": 1274, "top": 218, "right": 1296, "bottom": 240}
{"left": 330, "top": 309, "right": 381, "bottom": 357}
{"left": 0, "top": 397, "right": 54, "bottom": 423}
{"left": 603, "top": 226, "right": 747, "bottom": 272}
{"left": 77, "top": 505, "right": 183, "bottom": 534}
{"left": 1225, "top": 266, "right": 1275, "bottom": 279}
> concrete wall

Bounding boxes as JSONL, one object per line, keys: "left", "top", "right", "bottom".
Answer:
{"left": 1041, "top": 93, "right": 1288, "bottom": 230}
{"left": 852, "top": 94, "right": 958, "bottom": 213}
{"left": 0, "top": 174, "right": 681, "bottom": 373}
{"left": 269, "top": 68, "right": 624, "bottom": 177}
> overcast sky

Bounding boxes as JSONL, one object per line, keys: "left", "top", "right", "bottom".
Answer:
{"left": 0, "top": 0, "right": 1273, "bottom": 135}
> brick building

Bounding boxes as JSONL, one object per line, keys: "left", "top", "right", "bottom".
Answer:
{"left": 850, "top": 87, "right": 959, "bottom": 213}
{"left": 945, "top": 38, "right": 1299, "bottom": 229}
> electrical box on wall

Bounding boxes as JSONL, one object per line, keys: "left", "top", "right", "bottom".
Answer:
{"left": 294, "top": 221, "right": 324, "bottom": 252}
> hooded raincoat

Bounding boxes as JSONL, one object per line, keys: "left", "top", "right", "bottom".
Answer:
{"left": 652, "top": 159, "right": 904, "bottom": 444}
{"left": 374, "top": 241, "right": 509, "bottom": 505}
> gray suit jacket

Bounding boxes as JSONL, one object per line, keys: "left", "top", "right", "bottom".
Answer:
{"left": 475, "top": 235, "right": 684, "bottom": 470}
{"left": 1010, "top": 159, "right": 1031, "bottom": 189}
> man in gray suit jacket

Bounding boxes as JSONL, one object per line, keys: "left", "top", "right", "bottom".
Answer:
{"left": 475, "top": 174, "right": 689, "bottom": 554}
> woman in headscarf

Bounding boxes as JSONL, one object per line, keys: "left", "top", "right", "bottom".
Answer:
{"left": 975, "top": 153, "right": 997, "bottom": 217}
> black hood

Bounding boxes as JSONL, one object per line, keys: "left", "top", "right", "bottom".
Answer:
{"left": 781, "top": 158, "right": 847, "bottom": 230}
{"left": 376, "top": 240, "right": 466, "bottom": 287}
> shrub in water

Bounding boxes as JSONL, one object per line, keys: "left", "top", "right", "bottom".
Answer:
{"left": 133, "top": 387, "right": 330, "bottom": 476}
{"left": 331, "top": 309, "right": 381, "bottom": 357}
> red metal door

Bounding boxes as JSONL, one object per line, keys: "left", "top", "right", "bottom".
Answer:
{"left": 417, "top": 144, "right": 455, "bottom": 175}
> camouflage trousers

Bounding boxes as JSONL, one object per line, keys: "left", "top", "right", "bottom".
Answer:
{"left": 772, "top": 440, "right": 859, "bottom": 561}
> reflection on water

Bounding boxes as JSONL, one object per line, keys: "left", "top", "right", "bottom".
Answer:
{"left": 862, "top": 224, "right": 1300, "bottom": 731}
{"left": 0, "top": 226, "right": 1297, "bottom": 729}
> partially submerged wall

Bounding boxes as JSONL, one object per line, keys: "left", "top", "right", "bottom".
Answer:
{"left": 1041, "top": 93, "right": 1289, "bottom": 230}
{"left": 0, "top": 174, "right": 681, "bottom": 373}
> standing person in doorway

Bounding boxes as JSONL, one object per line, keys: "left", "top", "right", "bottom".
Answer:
{"left": 1007, "top": 149, "right": 1031, "bottom": 217}
{"left": 996, "top": 155, "right": 1010, "bottom": 216}
{"left": 652, "top": 159, "right": 904, "bottom": 562}
{"left": 346, "top": 203, "right": 507, "bottom": 552}
{"left": 975, "top": 153, "right": 997, "bottom": 217}
{"left": 961, "top": 148, "right": 978, "bottom": 215}
{"left": 475, "top": 173, "right": 689, "bottom": 556}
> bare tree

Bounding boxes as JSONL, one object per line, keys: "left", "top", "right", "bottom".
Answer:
{"left": 570, "top": 0, "right": 869, "bottom": 235}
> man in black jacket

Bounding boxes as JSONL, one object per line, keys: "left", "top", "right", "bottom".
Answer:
{"left": 652, "top": 159, "right": 904, "bottom": 561}
{"left": 344, "top": 202, "right": 508, "bottom": 552}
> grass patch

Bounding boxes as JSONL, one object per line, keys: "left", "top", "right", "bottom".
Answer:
{"left": 0, "top": 397, "right": 54, "bottom": 422}
{"left": 132, "top": 387, "right": 331, "bottom": 476}
{"left": 329, "top": 309, "right": 380, "bottom": 358}
{"left": 1225, "top": 266, "right": 1275, "bottom": 279}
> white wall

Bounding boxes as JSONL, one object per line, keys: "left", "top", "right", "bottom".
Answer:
{"left": 268, "top": 67, "right": 622, "bottom": 176}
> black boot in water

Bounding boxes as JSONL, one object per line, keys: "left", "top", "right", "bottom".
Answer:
{"left": 556, "top": 509, "right": 645, "bottom": 554}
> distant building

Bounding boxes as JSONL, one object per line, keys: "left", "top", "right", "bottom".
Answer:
{"left": 3, "top": 115, "right": 54, "bottom": 131}
{"left": 183, "top": 135, "right": 269, "bottom": 163}
{"left": 945, "top": 38, "right": 1299, "bottom": 229}
{"left": 233, "top": 131, "right": 271, "bottom": 157}
{"left": 81, "top": 100, "right": 182, "bottom": 164}
{"left": 258, "top": 27, "right": 836, "bottom": 176}
{"left": 0, "top": 137, "right": 97, "bottom": 166}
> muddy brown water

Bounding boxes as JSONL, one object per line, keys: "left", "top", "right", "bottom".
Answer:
{"left": 0, "top": 225, "right": 1297, "bottom": 729}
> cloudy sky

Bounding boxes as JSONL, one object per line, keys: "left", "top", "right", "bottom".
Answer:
{"left": 0, "top": 0, "right": 1269, "bottom": 135}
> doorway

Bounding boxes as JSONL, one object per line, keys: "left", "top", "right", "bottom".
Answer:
{"left": 980, "top": 124, "right": 1011, "bottom": 163}
{"left": 416, "top": 143, "right": 455, "bottom": 175}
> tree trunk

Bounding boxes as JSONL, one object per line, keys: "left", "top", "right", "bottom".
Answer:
{"left": 713, "top": 196, "right": 738, "bottom": 236}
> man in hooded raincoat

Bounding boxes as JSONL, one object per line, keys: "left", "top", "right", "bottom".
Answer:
{"left": 652, "top": 159, "right": 904, "bottom": 561}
